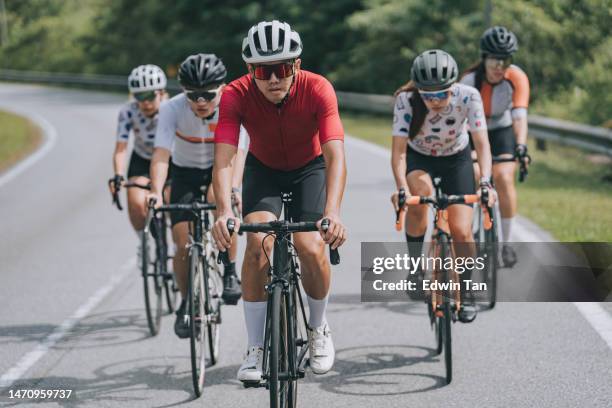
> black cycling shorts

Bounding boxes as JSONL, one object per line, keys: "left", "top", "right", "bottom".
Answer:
{"left": 243, "top": 153, "right": 326, "bottom": 222}
{"left": 469, "top": 125, "right": 516, "bottom": 157}
{"left": 406, "top": 145, "right": 475, "bottom": 199}
{"left": 127, "top": 151, "right": 151, "bottom": 179}
{"left": 169, "top": 164, "right": 213, "bottom": 226}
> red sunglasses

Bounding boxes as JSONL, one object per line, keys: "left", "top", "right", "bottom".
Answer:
{"left": 252, "top": 62, "right": 295, "bottom": 80}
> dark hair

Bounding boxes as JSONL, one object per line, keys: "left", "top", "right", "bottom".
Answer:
{"left": 461, "top": 61, "right": 486, "bottom": 91}
{"left": 394, "top": 80, "right": 428, "bottom": 140}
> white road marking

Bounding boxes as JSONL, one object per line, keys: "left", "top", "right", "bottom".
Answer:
{"left": 0, "top": 258, "right": 135, "bottom": 389}
{"left": 0, "top": 108, "right": 57, "bottom": 188}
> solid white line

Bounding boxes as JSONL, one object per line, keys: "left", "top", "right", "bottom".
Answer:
{"left": 0, "top": 108, "right": 57, "bottom": 188}
{"left": 572, "top": 303, "right": 612, "bottom": 351}
{"left": 0, "top": 258, "right": 135, "bottom": 389}
{"left": 348, "top": 132, "right": 612, "bottom": 350}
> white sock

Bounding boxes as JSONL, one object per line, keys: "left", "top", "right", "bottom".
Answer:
{"left": 135, "top": 228, "right": 144, "bottom": 239}
{"left": 243, "top": 301, "right": 267, "bottom": 348}
{"left": 307, "top": 295, "right": 328, "bottom": 329}
{"left": 501, "top": 217, "right": 515, "bottom": 243}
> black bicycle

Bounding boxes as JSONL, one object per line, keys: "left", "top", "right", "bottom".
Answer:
{"left": 223, "top": 193, "right": 340, "bottom": 408}
{"left": 155, "top": 188, "right": 223, "bottom": 397}
{"left": 109, "top": 178, "right": 178, "bottom": 336}
{"left": 402, "top": 177, "right": 491, "bottom": 384}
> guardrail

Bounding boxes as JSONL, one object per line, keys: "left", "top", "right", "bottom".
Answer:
{"left": 2, "top": 69, "right": 611, "bottom": 157}
{"left": 337, "top": 91, "right": 612, "bottom": 157}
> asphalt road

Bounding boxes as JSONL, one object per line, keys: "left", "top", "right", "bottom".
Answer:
{"left": 0, "top": 83, "right": 610, "bottom": 407}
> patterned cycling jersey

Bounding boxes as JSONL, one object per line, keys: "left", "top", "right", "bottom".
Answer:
{"left": 116, "top": 101, "right": 158, "bottom": 159}
{"left": 461, "top": 64, "right": 529, "bottom": 130}
{"left": 155, "top": 93, "right": 248, "bottom": 169}
{"left": 392, "top": 83, "right": 487, "bottom": 157}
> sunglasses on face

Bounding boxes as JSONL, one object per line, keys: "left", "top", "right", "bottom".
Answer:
{"left": 418, "top": 89, "right": 451, "bottom": 102}
{"left": 184, "top": 86, "right": 222, "bottom": 103}
{"left": 133, "top": 90, "right": 158, "bottom": 102}
{"left": 252, "top": 62, "right": 295, "bottom": 80}
{"left": 485, "top": 56, "right": 513, "bottom": 69}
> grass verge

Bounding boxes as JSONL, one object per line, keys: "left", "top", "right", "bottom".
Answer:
{"left": 0, "top": 110, "right": 42, "bottom": 173}
{"left": 341, "top": 110, "right": 612, "bottom": 242}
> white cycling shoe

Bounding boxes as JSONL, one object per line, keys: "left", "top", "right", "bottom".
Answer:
{"left": 237, "top": 346, "right": 264, "bottom": 383}
{"left": 307, "top": 323, "right": 335, "bottom": 374}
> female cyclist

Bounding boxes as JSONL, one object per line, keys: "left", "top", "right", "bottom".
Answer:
{"left": 391, "top": 49, "right": 496, "bottom": 322}
{"left": 461, "top": 26, "right": 530, "bottom": 267}
{"left": 109, "top": 64, "right": 169, "bottom": 234}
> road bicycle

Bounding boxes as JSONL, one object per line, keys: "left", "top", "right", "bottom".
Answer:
{"left": 223, "top": 192, "right": 340, "bottom": 408}
{"left": 398, "top": 178, "right": 491, "bottom": 384}
{"left": 154, "top": 186, "right": 227, "bottom": 397}
{"left": 109, "top": 178, "right": 178, "bottom": 336}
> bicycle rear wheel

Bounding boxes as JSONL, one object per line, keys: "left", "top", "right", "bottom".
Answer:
{"left": 189, "top": 247, "right": 206, "bottom": 397}
{"left": 204, "top": 250, "right": 222, "bottom": 366}
{"left": 439, "top": 235, "right": 452, "bottom": 384}
{"left": 484, "top": 219, "right": 499, "bottom": 309}
{"left": 160, "top": 215, "right": 179, "bottom": 313}
{"left": 141, "top": 230, "right": 162, "bottom": 336}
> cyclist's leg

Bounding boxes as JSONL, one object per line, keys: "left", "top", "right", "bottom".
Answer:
{"left": 238, "top": 154, "right": 282, "bottom": 381}
{"left": 405, "top": 147, "right": 435, "bottom": 255}
{"left": 490, "top": 127, "right": 518, "bottom": 266}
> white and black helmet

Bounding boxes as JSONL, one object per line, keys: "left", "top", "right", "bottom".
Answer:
{"left": 128, "top": 64, "right": 167, "bottom": 93}
{"left": 242, "top": 20, "right": 302, "bottom": 64}
{"left": 411, "top": 49, "right": 458, "bottom": 90}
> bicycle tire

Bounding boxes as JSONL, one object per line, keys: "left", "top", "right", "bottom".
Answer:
{"left": 485, "top": 220, "right": 498, "bottom": 309}
{"left": 439, "top": 235, "right": 452, "bottom": 385}
{"left": 268, "top": 284, "right": 282, "bottom": 408}
{"left": 204, "top": 252, "right": 222, "bottom": 366}
{"left": 142, "top": 230, "right": 162, "bottom": 336}
{"left": 160, "top": 215, "right": 179, "bottom": 313}
{"left": 189, "top": 246, "right": 206, "bottom": 397}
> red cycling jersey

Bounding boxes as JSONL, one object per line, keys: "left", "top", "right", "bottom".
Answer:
{"left": 214, "top": 70, "right": 344, "bottom": 171}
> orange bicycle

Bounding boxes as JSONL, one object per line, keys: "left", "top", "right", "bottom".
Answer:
{"left": 396, "top": 177, "right": 492, "bottom": 384}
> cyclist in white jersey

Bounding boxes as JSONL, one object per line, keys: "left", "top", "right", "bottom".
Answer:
{"left": 109, "top": 64, "right": 168, "bottom": 234}
{"left": 391, "top": 50, "right": 497, "bottom": 322}
{"left": 146, "top": 54, "right": 248, "bottom": 338}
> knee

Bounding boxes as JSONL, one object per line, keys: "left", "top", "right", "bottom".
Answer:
{"left": 449, "top": 223, "right": 472, "bottom": 242}
{"left": 495, "top": 170, "right": 515, "bottom": 189}
{"left": 296, "top": 239, "right": 325, "bottom": 263}
{"left": 245, "top": 237, "right": 273, "bottom": 265}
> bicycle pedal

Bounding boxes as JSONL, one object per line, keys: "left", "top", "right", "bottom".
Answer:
{"left": 242, "top": 381, "right": 264, "bottom": 389}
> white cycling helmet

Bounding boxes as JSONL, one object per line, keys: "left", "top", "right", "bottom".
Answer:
{"left": 128, "top": 64, "right": 167, "bottom": 93}
{"left": 242, "top": 20, "right": 302, "bottom": 64}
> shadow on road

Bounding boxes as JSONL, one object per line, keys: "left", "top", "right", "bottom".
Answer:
{"left": 309, "top": 344, "right": 447, "bottom": 396}
{"left": 2, "top": 357, "right": 242, "bottom": 407}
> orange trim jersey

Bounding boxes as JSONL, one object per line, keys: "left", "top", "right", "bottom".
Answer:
{"left": 461, "top": 64, "right": 529, "bottom": 130}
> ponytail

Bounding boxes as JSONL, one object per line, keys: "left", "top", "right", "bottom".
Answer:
{"left": 394, "top": 80, "right": 428, "bottom": 140}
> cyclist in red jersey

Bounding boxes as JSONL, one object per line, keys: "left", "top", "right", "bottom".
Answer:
{"left": 212, "top": 20, "right": 347, "bottom": 383}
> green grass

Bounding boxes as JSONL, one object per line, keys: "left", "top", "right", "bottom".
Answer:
{"left": 340, "top": 110, "right": 612, "bottom": 242}
{"left": 0, "top": 110, "right": 42, "bottom": 172}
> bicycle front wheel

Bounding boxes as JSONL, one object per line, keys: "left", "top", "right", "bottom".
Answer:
{"left": 439, "top": 235, "right": 452, "bottom": 385}
{"left": 269, "top": 284, "right": 294, "bottom": 408}
{"left": 142, "top": 230, "right": 162, "bottom": 336}
{"left": 189, "top": 247, "right": 206, "bottom": 397}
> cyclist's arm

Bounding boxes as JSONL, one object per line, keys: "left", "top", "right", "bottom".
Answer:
{"left": 112, "top": 142, "right": 128, "bottom": 175}
{"left": 150, "top": 147, "right": 170, "bottom": 196}
{"left": 391, "top": 136, "right": 409, "bottom": 191}
{"left": 321, "top": 140, "right": 346, "bottom": 217}
{"left": 512, "top": 115, "right": 528, "bottom": 146}
{"left": 213, "top": 143, "right": 238, "bottom": 216}
{"left": 471, "top": 129, "right": 493, "bottom": 180}
{"left": 150, "top": 101, "right": 174, "bottom": 196}
{"left": 231, "top": 147, "right": 246, "bottom": 190}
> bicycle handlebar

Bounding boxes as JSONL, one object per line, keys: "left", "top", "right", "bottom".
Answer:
{"left": 219, "top": 218, "right": 341, "bottom": 266}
